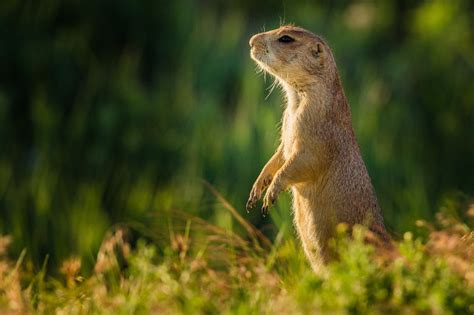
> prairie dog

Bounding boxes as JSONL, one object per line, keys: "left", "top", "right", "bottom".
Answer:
{"left": 246, "top": 26, "right": 389, "bottom": 271}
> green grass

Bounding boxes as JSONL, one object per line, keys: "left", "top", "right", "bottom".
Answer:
{"left": 0, "top": 195, "right": 473, "bottom": 314}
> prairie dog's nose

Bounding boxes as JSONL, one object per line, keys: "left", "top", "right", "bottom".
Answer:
{"left": 249, "top": 34, "right": 260, "bottom": 47}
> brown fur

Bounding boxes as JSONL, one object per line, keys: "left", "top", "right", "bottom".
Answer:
{"left": 246, "top": 26, "right": 389, "bottom": 272}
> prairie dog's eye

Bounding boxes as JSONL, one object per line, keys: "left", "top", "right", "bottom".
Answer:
{"left": 278, "top": 35, "right": 294, "bottom": 43}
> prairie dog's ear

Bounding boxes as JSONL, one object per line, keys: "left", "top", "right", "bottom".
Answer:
{"left": 311, "top": 43, "right": 324, "bottom": 58}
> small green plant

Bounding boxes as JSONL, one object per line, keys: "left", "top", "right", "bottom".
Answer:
{"left": 0, "top": 201, "right": 473, "bottom": 314}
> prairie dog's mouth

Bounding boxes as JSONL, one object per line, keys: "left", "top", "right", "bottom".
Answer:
{"left": 250, "top": 46, "right": 261, "bottom": 59}
{"left": 250, "top": 46, "right": 268, "bottom": 64}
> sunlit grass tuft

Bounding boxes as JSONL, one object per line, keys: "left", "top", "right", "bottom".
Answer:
{"left": 0, "top": 197, "right": 473, "bottom": 314}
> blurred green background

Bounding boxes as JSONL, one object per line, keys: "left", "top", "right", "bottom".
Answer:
{"left": 0, "top": 0, "right": 473, "bottom": 269}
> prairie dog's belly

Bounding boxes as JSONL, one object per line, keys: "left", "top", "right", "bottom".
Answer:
{"left": 292, "top": 186, "right": 316, "bottom": 243}
{"left": 292, "top": 184, "right": 336, "bottom": 237}
{"left": 292, "top": 184, "right": 336, "bottom": 266}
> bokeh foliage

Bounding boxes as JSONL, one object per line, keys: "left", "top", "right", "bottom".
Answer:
{"left": 0, "top": 0, "right": 473, "bottom": 267}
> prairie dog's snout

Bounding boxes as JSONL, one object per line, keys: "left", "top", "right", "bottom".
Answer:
{"left": 249, "top": 33, "right": 268, "bottom": 47}
{"left": 248, "top": 34, "right": 258, "bottom": 47}
{"left": 249, "top": 33, "right": 268, "bottom": 60}
{"left": 249, "top": 33, "right": 270, "bottom": 70}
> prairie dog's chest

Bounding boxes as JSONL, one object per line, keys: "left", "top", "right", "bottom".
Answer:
{"left": 281, "top": 108, "right": 298, "bottom": 159}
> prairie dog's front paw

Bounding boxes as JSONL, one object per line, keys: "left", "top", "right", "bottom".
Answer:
{"left": 261, "top": 181, "right": 281, "bottom": 214}
{"left": 246, "top": 174, "right": 272, "bottom": 210}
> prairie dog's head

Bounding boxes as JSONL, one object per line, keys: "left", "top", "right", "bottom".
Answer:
{"left": 249, "top": 26, "right": 336, "bottom": 90}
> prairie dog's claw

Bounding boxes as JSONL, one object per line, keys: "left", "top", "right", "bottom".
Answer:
{"left": 261, "top": 181, "right": 280, "bottom": 215}
{"left": 246, "top": 197, "right": 255, "bottom": 210}
{"left": 246, "top": 174, "right": 272, "bottom": 211}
